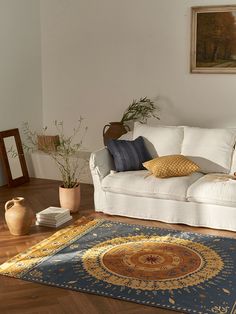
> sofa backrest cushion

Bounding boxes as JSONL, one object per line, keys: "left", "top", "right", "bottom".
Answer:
{"left": 133, "top": 122, "right": 184, "bottom": 158}
{"left": 107, "top": 136, "right": 152, "bottom": 172}
{"left": 230, "top": 148, "right": 236, "bottom": 175}
{"left": 181, "top": 126, "right": 236, "bottom": 173}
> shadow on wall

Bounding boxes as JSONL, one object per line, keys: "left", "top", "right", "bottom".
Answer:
{"left": 150, "top": 95, "right": 183, "bottom": 126}
{"left": 198, "top": 114, "right": 236, "bottom": 129}
{"left": 124, "top": 95, "right": 183, "bottom": 129}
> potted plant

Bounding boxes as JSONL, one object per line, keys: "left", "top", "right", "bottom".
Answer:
{"left": 103, "top": 97, "right": 160, "bottom": 145}
{"left": 22, "top": 117, "right": 88, "bottom": 213}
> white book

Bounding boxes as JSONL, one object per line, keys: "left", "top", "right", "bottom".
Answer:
{"left": 36, "top": 212, "right": 70, "bottom": 223}
{"left": 36, "top": 207, "right": 70, "bottom": 220}
{"left": 36, "top": 215, "right": 72, "bottom": 228}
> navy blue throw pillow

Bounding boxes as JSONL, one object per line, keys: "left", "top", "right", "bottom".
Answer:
{"left": 107, "top": 136, "right": 152, "bottom": 172}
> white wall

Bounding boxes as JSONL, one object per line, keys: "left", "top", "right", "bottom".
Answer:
{"left": 2, "top": 0, "right": 236, "bottom": 184}
{"left": 0, "top": 0, "right": 42, "bottom": 132}
{"left": 0, "top": 0, "right": 42, "bottom": 184}
{"left": 30, "top": 151, "right": 92, "bottom": 184}
{"left": 40, "top": 0, "right": 236, "bottom": 153}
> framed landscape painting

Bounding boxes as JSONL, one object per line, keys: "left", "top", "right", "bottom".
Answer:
{"left": 191, "top": 5, "right": 236, "bottom": 73}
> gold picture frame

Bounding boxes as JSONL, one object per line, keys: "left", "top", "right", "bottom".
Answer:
{"left": 191, "top": 5, "right": 236, "bottom": 73}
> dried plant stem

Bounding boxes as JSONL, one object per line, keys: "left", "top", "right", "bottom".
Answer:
{"left": 22, "top": 118, "right": 88, "bottom": 188}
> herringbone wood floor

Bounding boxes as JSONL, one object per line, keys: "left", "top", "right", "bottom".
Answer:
{"left": 0, "top": 178, "right": 236, "bottom": 314}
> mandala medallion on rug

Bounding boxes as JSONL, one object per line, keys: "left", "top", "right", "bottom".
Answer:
{"left": 0, "top": 218, "right": 236, "bottom": 314}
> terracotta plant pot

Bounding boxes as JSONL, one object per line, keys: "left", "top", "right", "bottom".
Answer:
{"left": 5, "top": 197, "right": 33, "bottom": 236}
{"left": 59, "top": 184, "right": 81, "bottom": 213}
{"left": 103, "top": 122, "right": 130, "bottom": 146}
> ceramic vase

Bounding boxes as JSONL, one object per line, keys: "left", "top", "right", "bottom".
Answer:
{"left": 103, "top": 122, "right": 130, "bottom": 146}
{"left": 59, "top": 184, "right": 81, "bottom": 213}
{"left": 5, "top": 197, "right": 33, "bottom": 236}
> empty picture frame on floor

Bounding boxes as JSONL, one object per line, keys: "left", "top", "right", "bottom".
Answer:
{"left": 0, "top": 128, "right": 29, "bottom": 187}
{"left": 191, "top": 5, "right": 236, "bottom": 73}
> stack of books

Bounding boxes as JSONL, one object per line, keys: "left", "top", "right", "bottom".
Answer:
{"left": 36, "top": 207, "right": 72, "bottom": 228}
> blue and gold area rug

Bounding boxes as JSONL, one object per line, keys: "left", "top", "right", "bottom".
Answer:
{"left": 1, "top": 218, "right": 236, "bottom": 314}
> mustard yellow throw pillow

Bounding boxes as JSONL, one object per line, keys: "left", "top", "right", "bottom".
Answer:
{"left": 143, "top": 155, "right": 200, "bottom": 178}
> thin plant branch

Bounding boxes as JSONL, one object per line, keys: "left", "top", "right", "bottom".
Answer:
{"left": 22, "top": 118, "right": 88, "bottom": 188}
{"left": 121, "top": 97, "right": 160, "bottom": 124}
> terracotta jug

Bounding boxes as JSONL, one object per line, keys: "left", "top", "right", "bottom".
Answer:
{"left": 103, "top": 122, "right": 130, "bottom": 146}
{"left": 59, "top": 184, "right": 80, "bottom": 213}
{"left": 5, "top": 197, "right": 33, "bottom": 235}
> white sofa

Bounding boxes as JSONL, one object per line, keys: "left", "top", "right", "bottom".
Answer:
{"left": 90, "top": 123, "right": 236, "bottom": 232}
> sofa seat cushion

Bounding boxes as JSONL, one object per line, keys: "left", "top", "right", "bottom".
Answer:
{"left": 102, "top": 170, "right": 203, "bottom": 201}
{"left": 187, "top": 174, "right": 236, "bottom": 207}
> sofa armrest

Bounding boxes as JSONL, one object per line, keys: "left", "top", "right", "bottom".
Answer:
{"left": 90, "top": 147, "right": 115, "bottom": 180}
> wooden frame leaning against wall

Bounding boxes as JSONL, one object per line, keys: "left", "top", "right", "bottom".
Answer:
{"left": 0, "top": 128, "right": 29, "bottom": 187}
